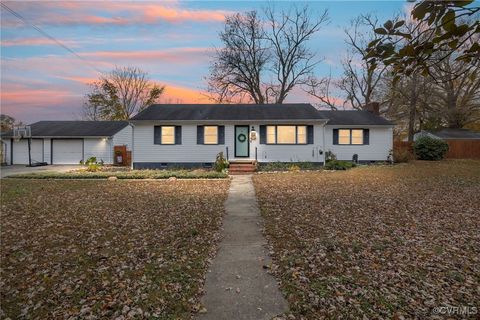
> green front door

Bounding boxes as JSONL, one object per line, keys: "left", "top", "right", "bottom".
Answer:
{"left": 235, "top": 126, "right": 249, "bottom": 157}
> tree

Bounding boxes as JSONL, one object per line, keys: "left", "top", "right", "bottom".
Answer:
{"left": 83, "top": 67, "right": 165, "bottom": 120}
{"left": 0, "top": 114, "right": 16, "bottom": 132}
{"left": 305, "top": 14, "right": 388, "bottom": 110}
{"left": 207, "top": 5, "right": 328, "bottom": 103}
{"left": 365, "top": 0, "right": 480, "bottom": 80}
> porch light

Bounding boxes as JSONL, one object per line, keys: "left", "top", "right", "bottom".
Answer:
{"left": 250, "top": 126, "right": 257, "bottom": 142}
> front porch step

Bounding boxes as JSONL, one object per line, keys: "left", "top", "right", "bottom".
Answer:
{"left": 229, "top": 160, "right": 256, "bottom": 174}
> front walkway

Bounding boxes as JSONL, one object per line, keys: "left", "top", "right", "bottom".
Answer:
{"left": 197, "top": 175, "right": 288, "bottom": 320}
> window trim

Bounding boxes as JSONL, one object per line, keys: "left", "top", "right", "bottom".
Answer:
{"left": 265, "top": 125, "right": 308, "bottom": 145}
{"left": 203, "top": 125, "right": 219, "bottom": 145}
{"left": 336, "top": 128, "right": 366, "bottom": 145}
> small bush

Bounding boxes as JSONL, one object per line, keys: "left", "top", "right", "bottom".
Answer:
{"left": 80, "top": 156, "right": 104, "bottom": 172}
{"left": 213, "top": 152, "right": 229, "bottom": 172}
{"left": 413, "top": 136, "right": 449, "bottom": 160}
{"left": 288, "top": 164, "right": 300, "bottom": 171}
{"left": 325, "top": 160, "right": 356, "bottom": 170}
{"left": 325, "top": 150, "right": 337, "bottom": 162}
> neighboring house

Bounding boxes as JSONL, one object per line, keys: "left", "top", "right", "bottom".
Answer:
{"left": 1, "top": 121, "right": 132, "bottom": 165}
{"left": 414, "top": 128, "right": 480, "bottom": 141}
{"left": 130, "top": 104, "right": 393, "bottom": 169}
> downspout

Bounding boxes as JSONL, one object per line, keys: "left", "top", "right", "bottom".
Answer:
{"left": 322, "top": 120, "right": 328, "bottom": 166}
{"left": 129, "top": 122, "right": 135, "bottom": 170}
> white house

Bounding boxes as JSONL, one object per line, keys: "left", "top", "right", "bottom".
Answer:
{"left": 2, "top": 121, "right": 132, "bottom": 165}
{"left": 130, "top": 104, "right": 394, "bottom": 169}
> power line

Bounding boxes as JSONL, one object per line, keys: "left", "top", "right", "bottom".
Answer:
{"left": 1, "top": 2, "right": 103, "bottom": 74}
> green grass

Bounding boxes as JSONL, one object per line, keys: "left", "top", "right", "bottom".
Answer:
{"left": 7, "top": 169, "right": 228, "bottom": 179}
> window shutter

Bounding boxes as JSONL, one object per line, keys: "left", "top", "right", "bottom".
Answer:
{"left": 363, "top": 129, "right": 370, "bottom": 145}
{"left": 259, "top": 125, "right": 266, "bottom": 144}
{"left": 307, "top": 125, "right": 314, "bottom": 144}
{"left": 154, "top": 126, "right": 162, "bottom": 144}
{"left": 333, "top": 129, "right": 339, "bottom": 145}
{"left": 175, "top": 126, "right": 182, "bottom": 145}
{"left": 197, "top": 126, "right": 204, "bottom": 144}
{"left": 218, "top": 126, "right": 225, "bottom": 144}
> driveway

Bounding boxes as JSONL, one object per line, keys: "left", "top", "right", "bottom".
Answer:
{"left": 0, "top": 165, "right": 80, "bottom": 178}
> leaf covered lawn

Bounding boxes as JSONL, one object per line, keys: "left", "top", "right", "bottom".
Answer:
{"left": 1, "top": 179, "right": 229, "bottom": 319}
{"left": 253, "top": 160, "right": 480, "bottom": 319}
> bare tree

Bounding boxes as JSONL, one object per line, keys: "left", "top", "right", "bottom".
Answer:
{"left": 207, "top": 5, "right": 328, "bottom": 104}
{"left": 84, "top": 67, "right": 165, "bottom": 120}
{"left": 305, "top": 14, "right": 387, "bottom": 110}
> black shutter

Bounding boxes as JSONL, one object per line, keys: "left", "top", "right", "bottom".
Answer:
{"left": 259, "top": 125, "right": 266, "bottom": 144}
{"left": 197, "top": 126, "right": 204, "bottom": 144}
{"left": 175, "top": 126, "right": 182, "bottom": 145}
{"left": 333, "top": 129, "right": 339, "bottom": 145}
{"left": 218, "top": 126, "right": 225, "bottom": 144}
{"left": 363, "top": 129, "right": 370, "bottom": 145}
{"left": 154, "top": 126, "right": 162, "bottom": 144}
{"left": 307, "top": 125, "right": 314, "bottom": 144}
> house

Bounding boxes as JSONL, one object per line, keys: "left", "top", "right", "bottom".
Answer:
{"left": 2, "top": 121, "right": 132, "bottom": 165}
{"left": 130, "top": 104, "right": 393, "bottom": 169}
{"left": 414, "top": 128, "right": 480, "bottom": 141}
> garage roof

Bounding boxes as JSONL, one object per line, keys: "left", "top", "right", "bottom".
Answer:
{"left": 3, "top": 121, "right": 129, "bottom": 137}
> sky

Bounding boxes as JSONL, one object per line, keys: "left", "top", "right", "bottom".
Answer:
{"left": 1, "top": 0, "right": 406, "bottom": 124}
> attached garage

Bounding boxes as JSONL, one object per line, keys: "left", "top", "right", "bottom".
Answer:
{"left": 12, "top": 139, "right": 44, "bottom": 165}
{"left": 1, "top": 121, "right": 132, "bottom": 165}
{"left": 52, "top": 139, "right": 83, "bottom": 164}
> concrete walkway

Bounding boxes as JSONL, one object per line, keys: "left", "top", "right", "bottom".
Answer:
{"left": 197, "top": 175, "right": 288, "bottom": 320}
{"left": 0, "top": 165, "right": 80, "bottom": 178}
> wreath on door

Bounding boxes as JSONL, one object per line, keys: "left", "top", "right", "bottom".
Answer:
{"left": 237, "top": 133, "right": 247, "bottom": 142}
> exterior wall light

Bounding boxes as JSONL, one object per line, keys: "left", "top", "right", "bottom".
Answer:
{"left": 250, "top": 126, "right": 257, "bottom": 142}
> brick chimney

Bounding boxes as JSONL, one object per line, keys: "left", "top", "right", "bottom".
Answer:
{"left": 364, "top": 102, "right": 380, "bottom": 115}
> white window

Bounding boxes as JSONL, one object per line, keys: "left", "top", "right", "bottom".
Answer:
{"left": 277, "top": 126, "right": 296, "bottom": 144}
{"left": 161, "top": 126, "right": 175, "bottom": 144}
{"left": 266, "top": 126, "right": 276, "bottom": 144}
{"left": 204, "top": 126, "right": 218, "bottom": 144}
{"left": 338, "top": 129, "right": 351, "bottom": 145}
{"left": 297, "top": 126, "right": 307, "bottom": 144}
{"left": 351, "top": 129, "right": 364, "bottom": 145}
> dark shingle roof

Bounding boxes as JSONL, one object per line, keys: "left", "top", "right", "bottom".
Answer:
{"left": 429, "top": 128, "right": 480, "bottom": 139}
{"left": 2, "top": 121, "right": 129, "bottom": 137}
{"left": 132, "top": 104, "right": 393, "bottom": 125}
{"left": 131, "top": 104, "right": 327, "bottom": 121}
{"left": 317, "top": 110, "right": 393, "bottom": 126}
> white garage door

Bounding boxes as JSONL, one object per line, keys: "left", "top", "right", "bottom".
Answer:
{"left": 12, "top": 139, "right": 44, "bottom": 164}
{"left": 52, "top": 139, "right": 83, "bottom": 164}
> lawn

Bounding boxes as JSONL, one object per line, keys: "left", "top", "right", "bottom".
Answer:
{"left": 1, "top": 179, "right": 229, "bottom": 319}
{"left": 253, "top": 160, "right": 480, "bottom": 319}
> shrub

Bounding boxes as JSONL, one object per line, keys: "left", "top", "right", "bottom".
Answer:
{"left": 258, "top": 162, "right": 320, "bottom": 172}
{"left": 325, "top": 160, "right": 356, "bottom": 170}
{"left": 80, "top": 156, "right": 104, "bottom": 172}
{"left": 325, "top": 150, "right": 337, "bottom": 162}
{"left": 213, "top": 152, "right": 229, "bottom": 172}
{"left": 413, "top": 136, "right": 449, "bottom": 160}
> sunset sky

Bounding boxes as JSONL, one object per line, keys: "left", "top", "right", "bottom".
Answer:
{"left": 1, "top": 1, "right": 405, "bottom": 123}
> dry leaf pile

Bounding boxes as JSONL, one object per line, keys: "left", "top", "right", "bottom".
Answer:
{"left": 253, "top": 160, "right": 480, "bottom": 319}
{"left": 1, "top": 179, "right": 229, "bottom": 319}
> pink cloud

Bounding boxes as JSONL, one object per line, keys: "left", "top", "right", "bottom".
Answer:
{"left": 1, "top": 38, "right": 78, "bottom": 47}
{"left": 1, "top": 1, "right": 228, "bottom": 27}
{"left": 81, "top": 47, "right": 212, "bottom": 63}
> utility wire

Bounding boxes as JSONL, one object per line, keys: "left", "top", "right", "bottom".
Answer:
{"left": 1, "top": 2, "right": 103, "bottom": 74}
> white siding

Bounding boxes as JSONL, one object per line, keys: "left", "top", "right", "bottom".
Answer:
{"left": 133, "top": 123, "right": 326, "bottom": 164}
{"left": 44, "top": 138, "right": 51, "bottom": 164}
{"left": 84, "top": 138, "right": 112, "bottom": 164}
{"left": 112, "top": 125, "right": 133, "bottom": 148}
{"left": 325, "top": 126, "right": 393, "bottom": 161}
